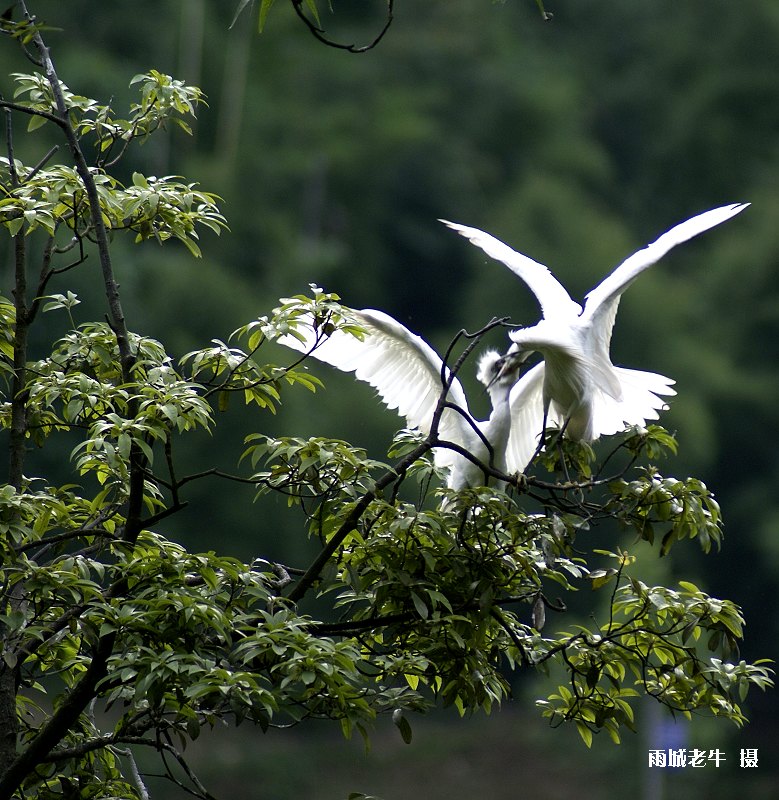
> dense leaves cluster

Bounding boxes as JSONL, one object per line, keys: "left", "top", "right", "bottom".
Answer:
{"left": 0, "top": 68, "right": 223, "bottom": 257}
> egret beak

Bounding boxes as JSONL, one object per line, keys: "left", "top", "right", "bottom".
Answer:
{"left": 498, "top": 352, "right": 522, "bottom": 379}
{"left": 485, "top": 352, "right": 523, "bottom": 390}
{"left": 507, "top": 343, "right": 535, "bottom": 374}
{"left": 507, "top": 342, "right": 529, "bottom": 361}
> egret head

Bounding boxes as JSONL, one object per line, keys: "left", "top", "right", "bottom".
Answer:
{"left": 476, "top": 349, "right": 523, "bottom": 390}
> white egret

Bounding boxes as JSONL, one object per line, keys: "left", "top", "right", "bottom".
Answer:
{"left": 277, "top": 307, "right": 546, "bottom": 491}
{"left": 441, "top": 203, "right": 748, "bottom": 444}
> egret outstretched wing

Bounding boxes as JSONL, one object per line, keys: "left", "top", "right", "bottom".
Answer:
{"left": 277, "top": 308, "right": 474, "bottom": 454}
{"left": 505, "top": 362, "right": 548, "bottom": 472}
{"left": 582, "top": 203, "right": 749, "bottom": 328}
{"left": 439, "top": 219, "right": 581, "bottom": 319}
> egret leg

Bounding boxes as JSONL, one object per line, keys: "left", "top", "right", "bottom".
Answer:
{"left": 529, "top": 403, "right": 572, "bottom": 479}
{"left": 528, "top": 401, "right": 551, "bottom": 465}
{"left": 554, "top": 420, "right": 572, "bottom": 484}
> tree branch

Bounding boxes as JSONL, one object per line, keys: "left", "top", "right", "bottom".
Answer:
{"left": 30, "top": 5, "right": 149, "bottom": 549}
{"left": 286, "top": 318, "right": 512, "bottom": 603}
{"left": 0, "top": 9, "right": 153, "bottom": 793}
{"left": 0, "top": 634, "right": 115, "bottom": 797}
{"left": 286, "top": 438, "right": 431, "bottom": 603}
{"left": 20, "top": 5, "right": 133, "bottom": 383}
{"left": 1, "top": 98, "right": 27, "bottom": 777}
{"left": 0, "top": 97, "right": 65, "bottom": 128}
{"left": 290, "top": 0, "right": 394, "bottom": 53}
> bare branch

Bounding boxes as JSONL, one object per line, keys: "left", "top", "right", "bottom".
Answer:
{"left": 0, "top": 97, "right": 65, "bottom": 129}
{"left": 24, "top": 143, "right": 59, "bottom": 181}
{"left": 290, "top": 0, "right": 394, "bottom": 53}
{"left": 16, "top": 526, "right": 115, "bottom": 555}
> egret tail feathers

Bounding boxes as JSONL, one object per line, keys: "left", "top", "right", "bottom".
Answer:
{"left": 590, "top": 367, "right": 675, "bottom": 437}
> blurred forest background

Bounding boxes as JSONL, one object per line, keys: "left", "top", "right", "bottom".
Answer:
{"left": 2, "top": 0, "right": 779, "bottom": 797}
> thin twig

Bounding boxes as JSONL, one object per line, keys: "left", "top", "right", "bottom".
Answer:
{"left": 290, "top": 0, "right": 394, "bottom": 53}
{"left": 0, "top": 97, "right": 64, "bottom": 128}
{"left": 24, "top": 143, "right": 59, "bottom": 182}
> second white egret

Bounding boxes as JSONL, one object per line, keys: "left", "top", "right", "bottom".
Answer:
{"left": 277, "top": 307, "right": 546, "bottom": 491}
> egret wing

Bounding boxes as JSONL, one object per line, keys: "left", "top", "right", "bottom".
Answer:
{"left": 504, "top": 363, "right": 549, "bottom": 473}
{"left": 440, "top": 220, "right": 581, "bottom": 319}
{"left": 582, "top": 203, "right": 749, "bottom": 328}
{"left": 277, "top": 307, "right": 472, "bottom": 444}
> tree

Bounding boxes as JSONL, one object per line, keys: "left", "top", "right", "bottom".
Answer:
{"left": 0, "top": 4, "right": 772, "bottom": 799}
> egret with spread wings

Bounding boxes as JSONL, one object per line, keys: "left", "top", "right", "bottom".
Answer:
{"left": 441, "top": 203, "right": 748, "bottom": 444}
{"left": 277, "top": 308, "right": 545, "bottom": 491}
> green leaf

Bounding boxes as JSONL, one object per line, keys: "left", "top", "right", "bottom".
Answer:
{"left": 258, "top": 0, "right": 275, "bottom": 32}
{"left": 392, "top": 708, "right": 413, "bottom": 744}
{"left": 410, "top": 591, "right": 428, "bottom": 619}
{"left": 26, "top": 113, "right": 48, "bottom": 132}
{"left": 6, "top": 216, "right": 24, "bottom": 236}
{"left": 303, "top": 0, "right": 321, "bottom": 27}
{"left": 576, "top": 721, "right": 593, "bottom": 748}
{"left": 131, "top": 172, "right": 149, "bottom": 188}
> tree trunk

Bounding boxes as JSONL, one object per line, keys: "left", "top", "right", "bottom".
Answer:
{"left": 0, "top": 663, "right": 18, "bottom": 781}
